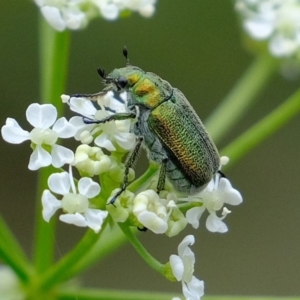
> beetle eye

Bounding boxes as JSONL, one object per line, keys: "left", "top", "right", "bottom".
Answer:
{"left": 117, "top": 76, "right": 128, "bottom": 89}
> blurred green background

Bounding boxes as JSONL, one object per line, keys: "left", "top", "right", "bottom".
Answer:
{"left": 1, "top": 0, "right": 300, "bottom": 297}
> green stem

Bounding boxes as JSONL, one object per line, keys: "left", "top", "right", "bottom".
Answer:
{"left": 128, "top": 162, "right": 159, "bottom": 192}
{"left": 221, "top": 87, "right": 300, "bottom": 166}
{"left": 65, "top": 224, "right": 127, "bottom": 280}
{"left": 39, "top": 17, "right": 71, "bottom": 110}
{"left": 57, "top": 288, "right": 176, "bottom": 300}
{"left": 0, "top": 219, "right": 32, "bottom": 283}
{"left": 118, "top": 223, "right": 164, "bottom": 275}
{"left": 38, "top": 218, "right": 109, "bottom": 291}
{"left": 65, "top": 165, "right": 161, "bottom": 279}
{"left": 0, "top": 213, "right": 30, "bottom": 266}
{"left": 56, "top": 290, "right": 300, "bottom": 300}
{"left": 205, "top": 53, "right": 278, "bottom": 143}
{"left": 61, "top": 166, "right": 161, "bottom": 280}
{"left": 33, "top": 18, "right": 70, "bottom": 273}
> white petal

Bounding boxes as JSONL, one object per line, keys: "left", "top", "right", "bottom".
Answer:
{"left": 51, "top": 144, "right": 74, "bottom": 168}
{"left": 137, "top": 211, "right": 168, "bottom": 234}
{"left": 1, "top": 118, "right": 30, "bottom": 144}
{"left": 59, "top": 213, "right": 88, "bottom": 227}
{"left": 169, "top": 254, "right": 184, "bottom": 281}
{"left": 41, "top": 6, "right": 66, "bottom": 31}
{"left": 178, "top": 235, "right": 195, "bottom": 258}
{"left": 182, "top": 276, "right": 204, "bottom": 300}
{"left": 41, "top": 190, "right": 61, "bottom": 222}
{"left": 244, "top": 18, "right": 274, "bottom": 39}
{"left": 28, "top": 146, "right": 52, "bottom": 170}
{"left": 69, "top": 116, "right": 85, "bottom": 129}
{"left": 69, "top": 116, "right": 93, "bottom": 140}
{"left": 109, "top": 91, "right": 127, "bottom": 112}
{"left": 94, "top": 134, "right": 116, "bottom": 151}
{"left": 78, "top": 177, "right": 101, "bottom": 198}
{"left": 84, "top": 209, "right": 108, "bottom": 233}
{"left": 26, "top": 103, "right": 57, "bottom": 129}
{"left": 218, "top": 178, "right": 243, "bottom": 205}
{"left": 139, "top": 4, "right": 155, "bottom": 18}
{"left": 186, "top": 207, "right": 205, "bottom": 229}
{"left": 114, "top": 132, "right": 136, "bottom": 150}
{"left": 99, "top": 3, "right": 119, "bottom": 20}
{"left": 52, "top": 117, "right": 77, "bottom": 138}
{"left": 206, "top": 213, "right": 228, "bottom": 233}
{"left": 48, "top": 171, "right": 70, "bottom": 195}
{"left": 64, "top": 10, "right": 86, "bottom": 30}
{"left": 269, "top": 35, "right": 298, "bottom": 57}
{"left": 69, "top": 97, "right": 97, "bottom": 118}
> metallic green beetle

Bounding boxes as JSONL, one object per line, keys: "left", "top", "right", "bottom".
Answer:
{"left": 73, "top": 48, "right": 220, "bottom": 203}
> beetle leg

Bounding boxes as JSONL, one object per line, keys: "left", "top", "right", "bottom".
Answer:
{"left": 70, "top": 91, "right": 107, "bottom": 102}
{"left": 109, "top": 136, "right": 144, "bottom": 205}
{"left": 83, "top": 112, "right": 136, "bottom": 124}
{"left": 156, "top": 157, "right": 168, "bottom": 194}
{"left": 218, "top": 170, "right": 226, "bottom": 178}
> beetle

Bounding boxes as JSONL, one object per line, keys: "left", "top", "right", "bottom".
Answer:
{"left": 72, "top": 48, "right": 220, "bottom": 204}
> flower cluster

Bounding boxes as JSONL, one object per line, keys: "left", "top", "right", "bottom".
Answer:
{"left": 1, "top": 88, "right": 242, "bottom": 299}
{"left": 236, "top": 0, "right": 300, "bottom": 59}
{"left": 34, "top": 0, "right": 157, "bottom": 31}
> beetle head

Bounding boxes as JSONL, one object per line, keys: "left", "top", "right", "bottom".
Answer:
{"left": 98, "top": 47, "right": 144, "bottom": 92}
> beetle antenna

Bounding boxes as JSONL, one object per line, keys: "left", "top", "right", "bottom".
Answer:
{"left": 97, "top": 68, "right": 106, "bottom": 79}
{"left": 123, "top": 46, "right": 130, "bottom": 66}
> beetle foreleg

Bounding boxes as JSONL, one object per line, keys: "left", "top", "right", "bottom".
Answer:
{"left": 156, "top": 157, "right": 168, "bottom": 194}
{"left": 71, "top": 91, "right": 106, "bottom": 101}
{"left": 218, "top": 170, "right": 226, "bottom": 178}
{"left": 83, "top": 112, "right": 136, "bottom": 125}
{"left": 109, "top": 136, "right": 144, "bottom": 205}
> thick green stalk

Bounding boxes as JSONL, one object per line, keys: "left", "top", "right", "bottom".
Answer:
{"left": 221, "top": 87, "right": 300, "bottom": 166}
{"left": 33, "top": 18, "right": 70, "bottom": 273}
{"left": 118, "top": 223, "right": 164, "bottom": 275}
{"left": 205, "top": 54, "right": 278, "bottom": 143}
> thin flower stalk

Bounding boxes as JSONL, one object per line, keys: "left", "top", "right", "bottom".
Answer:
{"left": 221, "top": 87, "right": 300, "bottom": 165}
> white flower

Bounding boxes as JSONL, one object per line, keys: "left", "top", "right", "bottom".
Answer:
{"left": 1, "top": 103, "right": 76, "bottom": 170}
{"left": 42, "top": 165, "right": 107, "bottom": 232}
{"left": 67, "top": 91, "right": 136, "bottom": 151}
{"left": 133, "top": 190, "right": 169, "bottom": 234}
{"left": 35, "top": 0, "right": 157, "bottom": 31}
{"left": 186, "top": 157, "right": 243, "bottom": 233}
{"left": 186, "top": 175, "right": 243, "bottom": 233}
{"left": 170, "top": 235, "right": 204, "bottom": 300}
{"left": 34, "top": 0, "right": 95, "bottom": 31}
{"left": 236, "top": 0, "right": 300, "bottom": 58}
{"left": 132, "top": 190, "right": 187, "bottom": 236}
{"left": 106, "top": 189, "right": 135, "bottom": 223}
{"left": 0, "top": 265, "right": 24, "bottom": 300}
{"left": 92, "top": 0, "right": 157, "bottom": 20}
{"left": 74, "top": 144, "right": 112, "bottom": 176}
